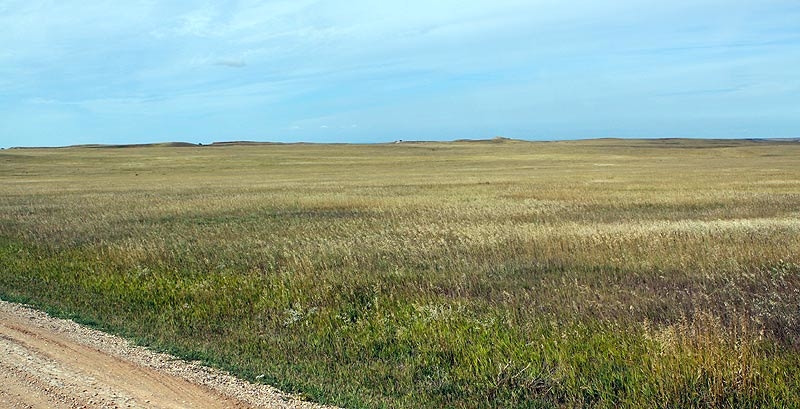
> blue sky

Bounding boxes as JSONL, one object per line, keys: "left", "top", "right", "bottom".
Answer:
{"left": 1, "top": 0, "right": 798, "bottom": 147}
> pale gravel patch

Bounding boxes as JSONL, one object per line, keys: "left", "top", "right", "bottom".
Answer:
{"left": 0, "top": 299, "right": 337, "bottom": 409}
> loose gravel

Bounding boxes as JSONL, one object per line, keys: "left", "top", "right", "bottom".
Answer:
{"left": 0, "top": 299, "right": 336, "bottom": 409}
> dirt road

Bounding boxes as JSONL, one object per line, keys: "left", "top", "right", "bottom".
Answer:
{"left": 0, "top": 300, "right": 332, "bottom": 409}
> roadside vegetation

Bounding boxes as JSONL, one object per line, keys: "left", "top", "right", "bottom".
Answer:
{"left": 1, "top": 138, "right": 799, "bottom": 408}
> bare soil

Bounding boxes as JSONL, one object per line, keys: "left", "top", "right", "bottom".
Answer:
{"left": 0, "top": 300, "right": 333, "bottom": 409}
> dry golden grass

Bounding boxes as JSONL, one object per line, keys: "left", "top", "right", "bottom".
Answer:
{"left": 1, "top": 138, "right": 799, "bottom": 407}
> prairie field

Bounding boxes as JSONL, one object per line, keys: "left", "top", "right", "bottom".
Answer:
{"left": 1, "top": 138, "right": 799, "bottom": 408}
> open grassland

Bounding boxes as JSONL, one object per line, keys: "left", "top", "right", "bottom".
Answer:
{"left": 1, "top": 138, "right": 799, "bottom": 408}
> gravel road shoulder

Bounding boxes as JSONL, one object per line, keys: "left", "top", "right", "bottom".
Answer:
{"left": 0, "top": 299, "right": 334, "bottom": 409}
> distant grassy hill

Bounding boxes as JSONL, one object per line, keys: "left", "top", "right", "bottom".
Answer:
{"left": 6, "top": 136, "right": 798, "bottom": 150}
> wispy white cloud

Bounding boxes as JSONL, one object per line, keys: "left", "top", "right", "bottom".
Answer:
{"left": 0, "top": 0, "right": 798, "bottom": 147}
{"left": 172, "top": 5, "right": 218, "bottom": 37}
{"left": 215, "top": 59, "right": 246, "bottom": 68}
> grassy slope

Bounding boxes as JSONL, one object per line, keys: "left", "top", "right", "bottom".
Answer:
{"left": 1, "top": 139, "right": 799, "bottom": 408}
